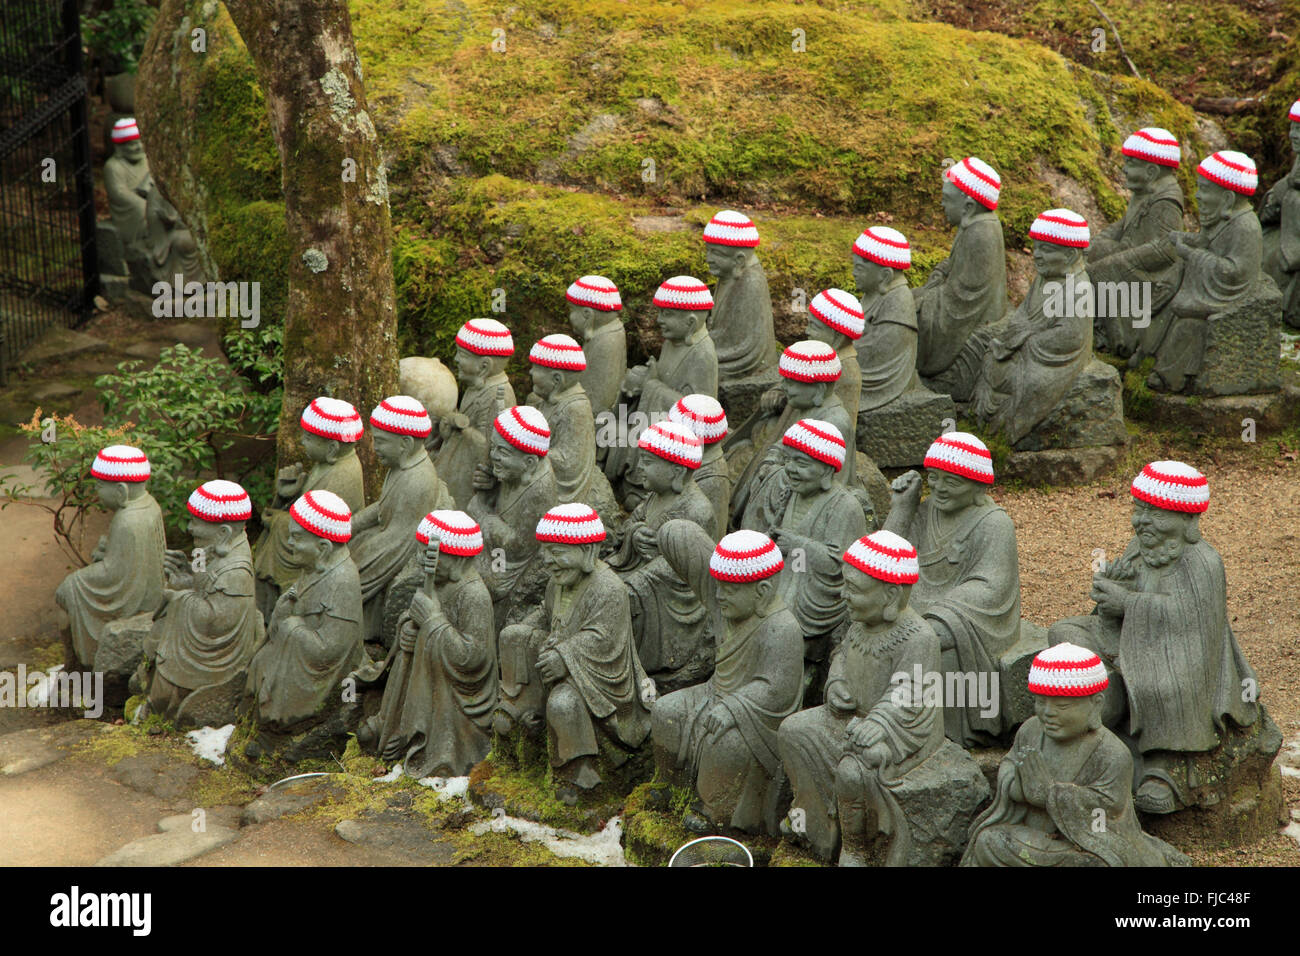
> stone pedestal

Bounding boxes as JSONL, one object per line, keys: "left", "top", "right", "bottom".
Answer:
{"left": 174, "top": 671, "right": 247, "bottom": 729}
{"left": 857, "top": 388, "right": 956, "bottom": 469}
{"left": 1188, "top": 279, "right": 1283, "bottom": 397}
{"left": 1002, "top": 445, "right": 1126, "bottom": 485}
{"left": 718, "top": 364, "right": 782, "bottom": 428}
{"left": 95, "top": 611, "right": 153, "bottom": 708}
{"left": 1015, "top": 358, "right": 1128, "bottom": 452}
{"left": 621, "top": 781, "right": 784, "bottom": 866}
{"left": 999, "top": 620, "right": 1048, "bottom": 731}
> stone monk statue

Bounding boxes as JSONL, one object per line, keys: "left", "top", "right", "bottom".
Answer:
{"left": 1047, "top": 461, "right": 1263, "bottom": 814}
{"left": 103, "top": 118, "right": 150, "bottom": 251}
{"left": 56, "top": 445, "right": 166, "bottom": 669}
{"left": 702, "top": 210, "right": 778, "bottom": 379}
{"left": 254, "top": 397, "right": 365, "bottom": 622}
{"left": 962, "top": 643, "right": 1188, "bottom": 867}
{"left": 566, "top": 275, "right": 627, "bottom": 418}
{"left": 852, "top": 226, "right": 921, "bottom": 412}
{"left": 914, "top": 157, "right": 1006, "bottom": 401}
{"left": 1261, "top": 99, "right": 1300, "bottom": 329}
{"left": 805, "top": 288, "right": 863, "bottom": 427}
{"left": 667, "top": 394, "right": 730, "bottom": 538}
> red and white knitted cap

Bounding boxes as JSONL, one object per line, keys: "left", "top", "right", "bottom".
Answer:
{"left": 187, "top": 479, "right": 252, "bottom": 523}
{"left": 300, "top": 396, "right": 363, "bottom": 443}
{"left": 782, "top": 418, "right": 846, "bottom": 472}
{"left": 779, "top": 340, "right": 842, "bottom": 383}
{"left": 370, "top": 395, "right": 433, "bottom": 438}
{"left": 494, "top": 404, "right": 550, "bottom": 456}
{"left": 536, "top": 502, "right": 606, "bottom": 544}
{"left": 1197, "top": 151, "right": 1258, "bottom": 196}
{"left": 529, "top": 333, "right": 587, "bottom": 371}
{"left": 710, "top": 529, "right": 784, "bottom": 582}
{"left": 668, "top": 394, "right": 727, "bottom": 444}
{"left": 1290, "top": 99, "right": 1300, "bottom": 123}
{"left": 289, "top": 490, "right": 352, "bottom": 543}
{"left": 415, "top": 509, "right": 484, "bottom": 555}
{"left": 1028, "top": 208, "right": 1090, "bottom": 248}
{"left": 923, "top": 431, "right": 995, "bottom": 484}
{"left": 809, "top": 288, "right": 865, "bottom": 339}
{"left": 842, "top": 530, "right": 920, "bottom": 584}
{"left": 653, "top": 276, "right": 714, "bottom": 311}
{"left": 944, "top": 156, "right": 1001, "bottom": 210}
{"left": 852, "top": 225, "right": 912, "bottom": 270}
{"left": 566, "top": 275, "right": 622, "bottom": 312}
{"left": 111, "top": 117, "right": 140, "bottom": 144}
{"left": 702, "top": 209, "right": 761, "bottom": 247}
{"left": 638, "top": 420, "right": 703, "bottom": 469}
{"left": 91, "top": 445, "right": 150, "bottom": 482}
{"left": 1130, "top": 460, "right": 1209, "bottom": 513}
{"left": 455, "top": 318, "right": 515, "bottom": 356}
{"left": 1122, "top": 127, "right": 1181, "bottom": 168}
{"left": 1028, "top": 642, "right": 1108, "bottom": 697}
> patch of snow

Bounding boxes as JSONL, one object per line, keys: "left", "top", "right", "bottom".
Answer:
{"left": 1284, "top": 822, "right": 1300, "bottom": 850}
{"left": 469, "top": 813, "right": 628, "bottom": 867}
{"left": 417, "top": 775, "right": 470, "bottom": 801}
{"left": 374, "top": 764, "right": 403, "bottom": 782}
{"left": 1281, "top": 331, "right": 1300, "bottom": 362}
{"left": 24, "top": 665, "right": 63, "bottom": 707}
{"left": 185, "top": 724, "right": 235, "bottom": 766}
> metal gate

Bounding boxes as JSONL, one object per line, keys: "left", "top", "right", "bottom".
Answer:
{"left": 0, "top": 0, "right": 97, "bottom": 386}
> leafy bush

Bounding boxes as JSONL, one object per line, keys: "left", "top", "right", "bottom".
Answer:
{"left": 82, "top": 0, "right": 157, "bottom": 73}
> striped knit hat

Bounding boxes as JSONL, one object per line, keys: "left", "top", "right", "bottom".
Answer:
{"left": 529, "top": 333, "right": 587, "bottom": 371}
{"left": 187, "top": 479, "right": 252, "bottom": 523}
{"left": 1290, "top": 99, "right": 1300, "bottom": 123}
{"left": 638, "top": 420, "right": 703, "bottom": 469}
{"left": 702, "top": 210, "right": 761, "bottom": 247}
{"left": 494, "top": 405, "right": 550, "bottom": 456}
{"left": 370, "top": 395, "right": 433, "bottom": 438}
{"left": 300, "top": 397, "right": 363, "bottom": 443}
{"left": 809, "top": 288, "right": 865, "bottom": 339}
{"left": 653, "top": 276, "right": 714, "bottom": 311}
{"left": 944, "top": 156, "right": 1001, "bottom": 210}
{"left": 1130, "top": 460, "right": 1209, "bottom": 514}
{"left": 782, "top": 418, "right": 846, "bottom": 472}
{"left": 91, "top": 445, "right": 150, "bottom": 482}
{"left": 536, "top": 502, "right": 606, "bottom": 544}
{"left": 710, "top": 529, "right": 784, "bottom": 583}
{"left": 1122, "top": 127, "right": 1181, "bottom": 168}
{"left": 852, "top": 226, "right": 912, "bottom": 270}
{"left": 566, "top": 275, "right": 622, "bottom": 312}
{"left": 668, "top": 394, "right": 728, "bottom": 444}
{"left": 1028, "top": 209, "right": 1090, "bottom": 248}
{"left": 289, "top": 490, "right": 352, "bottom": 543}
{"left": 111, "top": 117, "right": 140, "bottom": 144}
{"left": 455, "top": 318, "right": 515, "bottom": 356}
{"left": 923, "top": 431, "right": 995, "bottom": 484}
{"left": 1028, "top": 642, "right": 1109, "bottom": 697}
{"left": 1197, "top": 151, "right": 1258, "bottom": 196}
{"left": 779, "top": 340, "right": 842, "bottom": 383}
{"left": 415, "top": 509, "right": 484, "bottom": 555}
{"left": 842, "top": 530, "right": 920, "bottom": 584}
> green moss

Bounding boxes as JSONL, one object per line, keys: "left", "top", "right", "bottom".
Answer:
{"left": 1122, "top": 356, "right": 1158, "bottom": 418}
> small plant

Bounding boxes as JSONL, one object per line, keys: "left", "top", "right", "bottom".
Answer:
{"left": 82, "top": 0, "right": 158, "bottom": 74}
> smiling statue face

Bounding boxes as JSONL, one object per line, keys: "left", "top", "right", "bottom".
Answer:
{"left": 852, "top": 255, "right": 892, "bottom": 296}
{"left": 489, "top": 430, "right": 532, "bottom": 484}
{"left": 941, "top": 179, "right": 969, "bottom": 226}
{"left": 95, "top": 478, "right": 127, "bottom": 510}
{"left": 717, "top": 578, "right": 762, "bottom": 621}
{"left": 1196, "top": 177, "right": 1235, "bottom": 228}
{"left": 530, "top": 364, "right": 560, "bottom": 400}
{"left": 1122, "top": 156, "right": 1157, "bottom": 192}
{"left": 286, "top": 522, "right": 326, "bottom": 570}
{"left": 540, "top": 541, "right": 589, "bottom": 587}
{"left": 187, "top": 516, "right": 226, "bottom": 550}
{"left": 843, "top": 566, "right": 890, "bottom": 626}
{"left": 925, "top": 468, "right": 982, "bottom": 514}
{"left": 782, "top": 445, "right": 834, "bottom": 496}
{"left": 1289, "top": 123, "right": 1300, "bottom": 156}
{"left": 454, "top": 345, "right": 491, "bottom": 385}
{"left": 705, "top": 244, "right": 743, "bottom": 279}
{"left": 657, "top": 307, "right": 699, "bottom": 343}
{"left": 371, "top": 428, "right": 408, "bottom": 467}
{"left": 300, "top": 429, "right": 334, "bottom": 462}
{"left": 782, "top": 377, "right": 824, "bottom": 411}
{"left": 634, "top": 450, "right": 682, "bottom": 496}
{"left": 1034, "top": 692, "right": 1099, "bottom": 742}
{"left": 1033, "top": 239, "right": 1077, "bottom": 280}
{"left": 568, "top": 305, "right": 592, "bottom": 338}
{"left": 1130, "top": 500, "right": 1189, "bottom": 568}
{"left": 804, "top": 315, "right": 836, "bottom": 346}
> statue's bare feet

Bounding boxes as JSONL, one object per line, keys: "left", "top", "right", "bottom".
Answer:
{"left": 1134, "top": 778, "right": 1180, "bottom": 814}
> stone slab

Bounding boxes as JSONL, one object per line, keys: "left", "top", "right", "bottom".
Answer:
{"left": 999, "top": 620, "right": 1048, "bottom": 731}
{"left": 1190, "top": 279, "right": 1282, "bottom": 397}
{"left": 0, "top": 720, "right": 110, "bottom": 776}
{"left": 717, "top": 365, "right": 782, "bottom": 429}
{"left": 110, "top": 752, "right": 199, "bottom": 804}
{"left": 94, "top": 826, "right": 238, "bottom": 866}
{"left": 857, "top": 387, "right": 956, "bottom": 469}
{"left": 94, "top": 611, "right": 153, "bottom": 706}
{"left": 241, "top": 775, "right": 346, "bottom": 825}
{"left": 174, "top": 671, "right": 246, "bottom": 730}
{"left": 1016, "top": 358, "right": 1127, "bottom": 452}
{"left": 18, "top": 327, "right": 109, "bottom": 367}
{"left": 333, "top": 814, "right": 456, "bottom": 864}
{"left": 1136, "top": 384, "right": 1300, "bottom": 435}
{"left": 1001, "top": 444, "right": 1125, "bottom": 486}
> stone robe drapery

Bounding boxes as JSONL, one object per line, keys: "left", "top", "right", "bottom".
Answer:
{"left": 56, "top": 493, "right": 166, "bottom": 666}
{"left": 532, "top": 382, "right": 619, "bottom": 524}
{"left": 103, "top": 155, "right": 150, "bottom": 247}
{"left": 710, "top": 257, "right": 777, "bottom": 379}
{"left": 858, "top": 276, "right": 920, "bottom": 413}
{"left": 1261, "top": 163, "right": 1300, "bottom": 324}
{"left": 833, "top": 342, "right": 861, "bottom": 431}
{"left": 436, "top": 372, "right": 516, "bottom": 509}
{"left": 693, "top": 446, "right": 731, "bottom": 539}
{"left": 467, "top": 460, "right": 557, "bottom": 621}
{"left": 244, "top": 547, "right": 363, "bottom": 727}
{"left": 581, "top": 319, "right": 627, "bottom": 417}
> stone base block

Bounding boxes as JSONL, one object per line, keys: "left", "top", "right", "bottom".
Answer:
{"left": 1185, "top": 280, "right": 1283, "bottom": 396}
{"left": 718, "top": 365, "right": 782, "bottom": 428}
{"left": 999, "top": 621, "right": 1048, "bottom": 731}
{"left": 1002, "top": 444, "right": 1125, "bottom": 486}
{"left": 98, "top": 273, "right": 130, "bottom": 304}
{"left": 1016, "top": 358, "right": 1128, "bottom": 452}
{"left": 857, "top": 388, "right": 956, "bottom": 469}
{"left": 174, "top": 670, "right": 247, "bottom": 729}
{"left": 1136, "top": 385, "right": 1300, "bottom": 435}
{"left": 620, "top": 781, "right": 783, "bottom": 866}
{"left": 95, "top": 611, "right": 154, "bottom": 707}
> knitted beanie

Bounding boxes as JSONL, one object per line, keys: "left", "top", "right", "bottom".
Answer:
{"left": 455, "top": 318, "right": 515, "bottom": 356}
{"left": 1028, "top": 208, "right": 1090, "bottom": 248}
{"left": 1027, "top": 642, "right": 1109, "bottom": 696}
{"left": 710, "top": 529, "right": 784, "bottom": 582}
{"left": 779, "top": 340, "right": 842, "bottom": 383}
{"left": 494, "top": 404, "right": 551, "bottom": 456}
{"left": 638, "top": 419, "right": 704, "bottom": 469}
{"left": 289, "top": 489, "right": 352, "bottom": 543}
{"left": 852, "top": 225, "right": 912, "bottom": 269}
{"left": 187, "top": 479, "right": 252, "bottom": 522}
{"left": 1197, "top": 151, "right": 1258, "bottom": 196}
{"left": 842, "top": 530, "right": 920, "bottom": 584}
{"left": 91, "top": 445, "right": 150, "bottom": 482}
{"left": 111, "top": 118, "right": 140, "bottom": 144}
{"left": 535, "top": 502, "right": 606, "bottom": 544}
{"left": 702, "top": 210, "right": 761, "bottom": 247}
{"left": 1130, "top": 460, "right": 1209, "bottom": 513}
{"left": 668, "top": 394, "right": 728, "bottom": 444}
{"left": 653, "top": 276, "right": 714, "bottom": 311}
{"left": 808, "top": 288, "right": 865, "bottom": 339}
{"left": 529, "top": 333, "right": 587, "bottom": 371}
{"left": 415, "top": 509, "right": 484, "bottom": 555}
{"left": 923, "top": 431, "right": 995, "bottom": 484}
{"left": 566, "top": 275, "right": 622, "bottom": 312}
{"left": 1122, "top": 127, "right": 1181, "bottom": 168}
{"left": 370, "top": 395, "right": 433, "bottom": 438}
{"left": 300, "top": 396, "right": 363, "bottom": 443}
{"left": 782, "top": 418, "right": 846, "bottom": 472}
{"left": 944, "top": 156, "right": 1001, "bottom": 210}
{"left": 1291, "top": 99, "right": 1300, "bottom": 123}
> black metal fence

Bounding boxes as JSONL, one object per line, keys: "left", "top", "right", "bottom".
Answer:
{"left": 0, "top": 0, "right": 97, "bottom": 386}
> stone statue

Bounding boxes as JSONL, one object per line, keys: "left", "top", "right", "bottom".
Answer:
{"left": 431, "top": 319, "right": 516, "bottom": 508}
{"left": 349, "top": 396, "right": 451, "bottom": 643}
{"left": 1260, "top": 100, "right": 1300, "bottom": 329}
{"left": 566, "top": 275, "right": 627, "bottom": 417}
{"left": 254, "top": 397, "right": 365, "bottom": 622}
{"left": 913, "top": 157, "right": 1007, "bottom": 401}
{"left": 962, "top": 643, "right": 1189, "bottom": 866}
{"left": 852, "top": 226, "right": 921, "bottom": 412}
{"left": 882, "top": 432, "right": 1021, "bottom": 747}
{"left": 971, "top": 209, "right": 1094, "bottom": 447}
{"left": 103, "top": 118, "right": 150, "bottom": 254}
{"left": 805, "top": 288, "right": 863, "bottom": 428}
{"left": 1047, "top": 461, "right": 1265, "bottom": 813}
{"left": 1088, "top": 128, "right": 1187, "bottom": 356}
{"left": 55, "top": 446, "right": 165, "bottom": 668}
{"left": 494, "top": 505, "right": 651, "bottom": 800}
{"left": 741, "top": 419, "right": 867, "bottom": 704}
{"left": 667, "top": 394, "right": 730, "bottom": 538}
{"left": 702, "top": 210, "right": 778, "bottom": 379}
{"left": 138, "top": 182, "right": 205, "bottom": 291}
{"left": 359, "top": 511, "right": 496, "bottom": 777}
{"left": 652, "top": 526, "right": 803, "bottom": 834}
{"left": 146, "top": 481, "right": 263, "bottom": 722}
{"left": 778, "top": 531, "right": 945, "bottom": 865}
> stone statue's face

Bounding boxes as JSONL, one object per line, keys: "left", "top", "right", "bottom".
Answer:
{"left": 1034, "top": 692, "right": 1100, "bottom": 742}
{"left": 300, "top": 430, "right": 334, "bottom": 462}
{"left": 843, "top": 567, "right": 891, "bottom": 625}
{"left": 852, "top": 255, "right": 892, "bottom": 295}
{"left": 454, "top": 346, "right": 491, "bottom": 385}
{"left": 1032, "top": 240, "right": 1078, "bottom": 279}
{"left": 434, "top": 550, "right": 462, "bottom": 583}
{"left": 656, "top": 307, "right": 699, "bottom": 343}
{"left": 540, "top": 541, "right": 591, "bottom": 587}
{"left": 489, "top": 431, "right": 533, "bottom": 484}
{"left": 1290, "top": 123, "right": 1300, "bottom": 156}
{"left": 782, "top": 445, "right": 834, "bottom": 496}
{"left": 95, "top": 478, "right": 127, "bottom": 510}
{"left": 371, "top": 428, "right": 410, "bottom": 467}
{"left": 781, "top": 377, "right": 825, "bottom": 411}
{"left": 1196, "top": 177, "right": 1235, "bottom": 228}
{"left": 188, "top": 517, "right": 230, "bottom": 550}
{"left": 940, "top": 180, "right": 969, "bottom": 226}
{"left": 568, "top": 305, "right": 591, "bottom": 338}
{"left": 717, "top": 578, "right": 762, "bottom": 621}
{"left": 1130, "top": 500, "right": 1188, "bottom": 568}
{"left": 286, "top": 523, "right": 327, "bottom": 570}
{"left": 705, "top": 243, "right": 744, "bottom": 278}
{"left": 116, "top": 140, "right": 145, "bottom": 163}
{"left": 633, "top": 451, "right": 683, "bottom": 495}
{"left": 925, "top": 468, "right": 982, "bottom": 513}
{"left": 1122, "top": 156, "right": 1157, "bottom": 192}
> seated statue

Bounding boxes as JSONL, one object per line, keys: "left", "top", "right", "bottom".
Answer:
{"left": 1048, "top": 461, "right": 1264, "bottom": 814}
{"left": 742, "top": 419, "right": 867, "bottom": 703}
{"left": 1260, "top": 100, "right": 1300, "bottom": 329}
{"left": 494, "top": 504, "right": 651, "bottom": 800}
{"left": 1088, "top": 128, "right": 1187, "bottom": 356}
{"left": 852, "top": 226, "right": 921, "bottom": 412}
{"left": 56, "top": 446, "right": 166, "bottom": 668}
{"left": 971, "top": 209, "right": 1094, "bottom": 447}
{"left": 653, "top": 526, "right": 803, "bottom": 834}
{"left": 702, "top": 210, "right": 778, "bottom": 379}
{"left": 242, "top": 490, "right": 363, "bottom": 731}
{"left": 139, "top": 183, "right": 204, "bottom": 290}
{"left": 805, "top": 288, "right": 863, "bottom": 426}
{"left": 254, "top": 397, "right": 365, "bottom": 622}
{"left": 914, "top": 157, "right": 1007, "bottom": 401}
{"left": 667, "top": 394, "right": 730, "bottom": 538}
{"left": 359, "top": 511, "right": 496, "bottom": 777}
{"left": 882, "top": 432, "right": 1021, "bottom": 747}
{"left": 431, "top": 319, "right": 516, "bottom": 508}
{"left": 103, "top": 118, "right": 150, "bottom": 255}
{"left": 566, "top": 275, "right": 627, "bottom": 419}
{"left": 349, "top": 396, "right": 451, "bottom": 643}
{"left": 779, "top": 531, "right": 944, "bottom": 865}
{"left": 962, "top": 643, "right": 1188, "bottom": 866}
{"left": 146, "top": 481, "right": 263, "bottom": 722}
